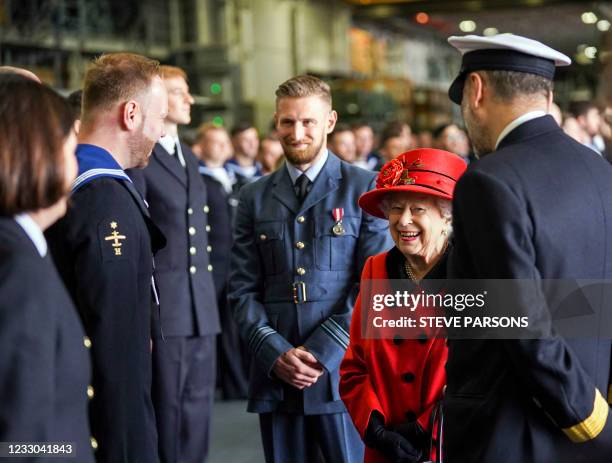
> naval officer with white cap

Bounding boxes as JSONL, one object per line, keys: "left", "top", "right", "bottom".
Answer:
{"left": 445, "top": 33, "right": 612, "bottom": 462}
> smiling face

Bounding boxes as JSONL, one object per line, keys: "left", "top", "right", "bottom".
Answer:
{"left": 275, "top": 95, "right": 337, "bottom": 168}
{"left": 386, "top": 191, "right": 450, "bottom": 262}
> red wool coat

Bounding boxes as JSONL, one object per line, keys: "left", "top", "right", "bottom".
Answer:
{"left": 339, "top": 251, "right": 447, "bottom": 463}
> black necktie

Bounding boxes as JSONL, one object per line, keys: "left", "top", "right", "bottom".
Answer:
{"left": 173, "top": 142, "right": 185, "bottom": 168}
{"left": 295, "top": 174, "right": 311, "bottom": 203}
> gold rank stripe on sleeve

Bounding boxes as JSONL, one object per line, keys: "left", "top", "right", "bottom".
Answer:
{"left": 562, "top": 388, "right": 608, "bottom": 443}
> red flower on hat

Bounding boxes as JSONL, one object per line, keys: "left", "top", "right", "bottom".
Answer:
{"left": 376, "top": 158, "right": 404, "bottom": 189}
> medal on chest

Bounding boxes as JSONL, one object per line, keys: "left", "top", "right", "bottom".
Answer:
{"left": 332, "top": 207, "right": 345, "bottom": 236}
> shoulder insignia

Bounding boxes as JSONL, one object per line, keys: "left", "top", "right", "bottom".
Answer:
{"left": 104, "top": 221, "right": 126, "bottom": 256}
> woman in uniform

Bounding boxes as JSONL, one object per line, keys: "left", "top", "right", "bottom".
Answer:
{"left": 0, "top": 74, "right": 94, "bottom": 461}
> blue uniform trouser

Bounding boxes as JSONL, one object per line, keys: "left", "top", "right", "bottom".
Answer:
{"left": 152, "top": 335, "right": 216, "bottom": 463}
{"left": 259, "top": 411, "right": 364, "bottom": 463}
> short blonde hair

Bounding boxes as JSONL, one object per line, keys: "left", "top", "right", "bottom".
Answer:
{"left": 160, "top": 65, "right": 187, "bottom": 81}
{"left": 82, "top": 53, "right": 160, "bottom": 118}
{"left": 275, "top": 75, "right": 332, "bottom": 107}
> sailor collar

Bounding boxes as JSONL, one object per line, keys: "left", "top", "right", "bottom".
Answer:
{"left": 72, "top": 144, "right": 132, "bottom": 193}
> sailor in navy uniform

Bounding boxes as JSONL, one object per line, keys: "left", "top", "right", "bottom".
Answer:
{"left": 229, "top": 75, "right": 392, "bottom": 463}
{"left": 47, "top": 145, "right": 166, "bottom": 462}
{"left": 445, "top": 34, "right": 612, "bottom": 462}
{"left": 45, "top": 52, "right": 168, "bottom": 463}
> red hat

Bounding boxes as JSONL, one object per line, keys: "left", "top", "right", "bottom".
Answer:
{"left": 358, "top": 148, "right": 467, "bottom": 219}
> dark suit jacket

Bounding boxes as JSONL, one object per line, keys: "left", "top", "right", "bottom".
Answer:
{"left": 229, "top": 152, "right": 393, "bottom": 414}
{"left": 128, "top": 143, "right": 220, "bottom": 337}
{"left": 46, "top": 177, "right": 163, "bottom": 463}
{"left": 0, "top": 217, "right": 94, "bottom": 462}
{"left": 447, "top": 115, "right": 612, "bottom": 462}
{"left": 200, "top": 173, "right": 234, "bottom": 298}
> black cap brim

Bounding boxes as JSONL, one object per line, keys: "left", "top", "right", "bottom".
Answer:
{"left": 448, "top": 49, "right": 556, "bottom": 106}
{"left": 448, "top": 72, "right": 466, "bottom": 105}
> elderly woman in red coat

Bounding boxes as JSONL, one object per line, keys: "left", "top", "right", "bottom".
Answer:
{"left": 340, "top": 149, "right": 467, "bottom": 463}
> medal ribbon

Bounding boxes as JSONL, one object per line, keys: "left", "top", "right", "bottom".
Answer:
{"left": 332, "top": 208, "right": 344, "bottom": 223}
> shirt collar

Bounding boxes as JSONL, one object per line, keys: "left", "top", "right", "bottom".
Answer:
{"left": 159, "top": 134, "right": 178, "bottom": 155}
{"left": 14, "top": 213, "right": 47, "bottom": 257}
{"left": 285, "top": 149, "right": 329, "bottom": 184}
{"left": 495, "top": 111, "right": 547, "bottom": 149}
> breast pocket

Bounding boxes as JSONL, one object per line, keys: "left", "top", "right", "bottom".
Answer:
{"left": 314, "top": 216, "right": 360, "bottom": 271}
{"left": 255, "top": 221, "right": 286, "bottom": 276}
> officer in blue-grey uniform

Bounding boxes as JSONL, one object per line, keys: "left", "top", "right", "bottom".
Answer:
{"left": 128, "top": 65, "right": 220, "bottom": 463}
{"left": 229, "top": 75, "right": 392, "bottom": 463}
{"left": 445, "top": 34, "right": 612, "bottom": 462}
{"left": 46, "top": 53, "right": 167, "bottom": 463}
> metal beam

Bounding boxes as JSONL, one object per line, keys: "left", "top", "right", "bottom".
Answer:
{"left": 350, "top": 0, "right": 587, "bottom": 19}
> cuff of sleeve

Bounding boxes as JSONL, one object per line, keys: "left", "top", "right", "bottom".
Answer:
{"left": 303, "top": 319, "right": 349, "bottom": 372}
{"left": 562, "top": 388, "right": 609, "bottom": 443}
{"left": 249, "top": 327, "right": 293, "bottom": 377}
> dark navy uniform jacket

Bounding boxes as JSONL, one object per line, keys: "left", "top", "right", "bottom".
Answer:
{"left": 46, "top": 145, "right": 165, "bottom": 463}
{"left": 128, "top": 142, "right": 220, "bottom": 337}
{"left": 199, "top": 173, "right": 234, "bottom": 300}
{"left": 0, "top": 217, "right": 94, "bottom": 462}
{"left": 229, "top": 152, "right": 392, "bottom": 414}
{"left": 447, "top": 115, "right": 612, "bottom": 462}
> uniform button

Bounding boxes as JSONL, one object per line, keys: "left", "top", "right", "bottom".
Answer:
{"left": 402, "top": 372, "right": 416, "bottom": 383}
{"left": 260, "top": 234, "right": 267, "bottom": 241}
{"left": 297, "top": 216, "right": 305, "bottom": 223}
{"left": 83, "top": 336, "right": 92, "bottom": 349}
{"left": 87, "top": 385, "right": 95, "bottom": 399}
{"left": 205, "top": 225, "right": 211, "bottom": 232}
{"left": 296, "top": 267, "right": 306, "bottom": 276}
{"left": 295, "top": 241, "right": 305, "bottom": 250}
{"left": 189, "top": 266, "right": 197, "bottom": 274}
{"left": 203, "top": 205, "right": 210, "bottom": 213}
{"left": 189, "top": 226, "right": 196, "bottom": 236}
{"left": 392, "top": 335, "right": 404, "bottom": 346}
{"left": 206, "top": 245, "right": 212, "bottom": 252}
{"left": 405, "top": 410, "right": 417, "bottom": 422}
{"left": 90, "top": 437, "right": 98, "bottom": 450}
{"left": 187, "top": 207, "right": 193, "bottom": 215}
{"left": 189, "top": 246, "right": 197, "bottom": 255}
{"left": 208, "top": 264, "right": 213, "bottom": 272}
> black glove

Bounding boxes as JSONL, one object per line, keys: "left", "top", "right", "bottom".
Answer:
{"left": 364, "top": 411, "right": 423, "bottom": 463}
{"left": 389, "top": 419, "right": 429, "bottom": 451}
